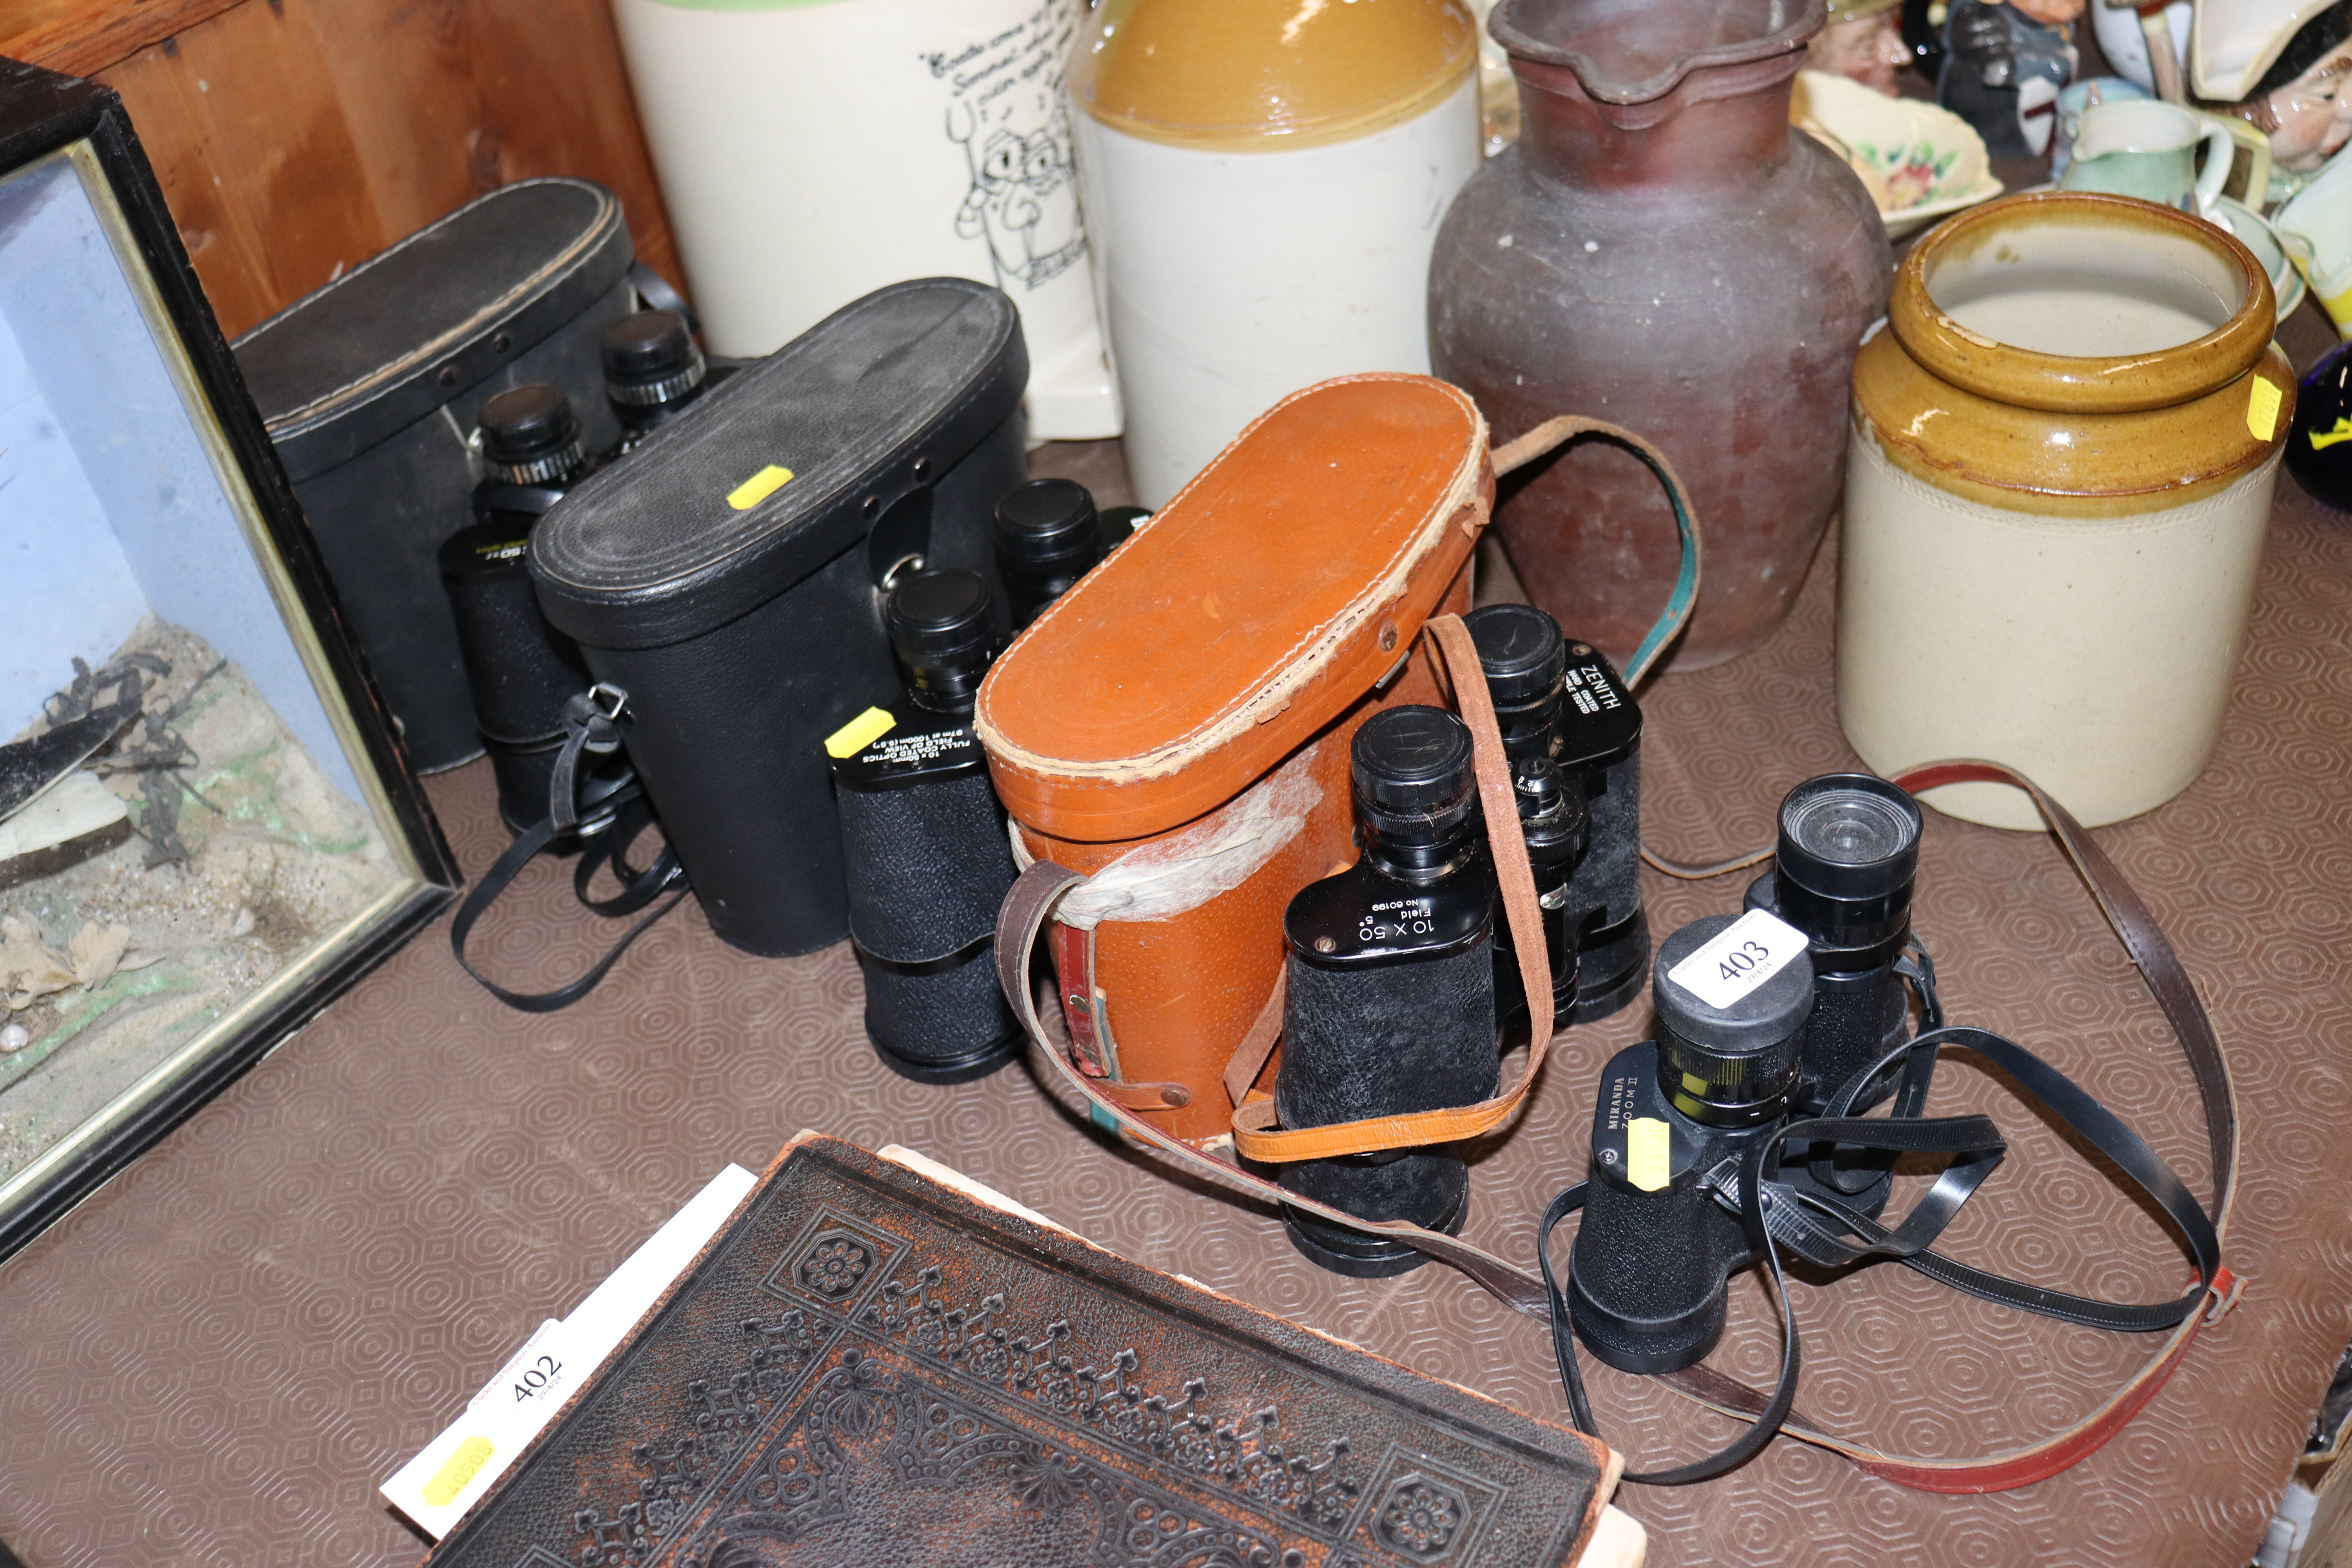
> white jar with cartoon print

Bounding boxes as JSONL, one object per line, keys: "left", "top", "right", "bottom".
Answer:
{"left": 1070, "top": 0, "right": 1481, "bottom": 505}
{"left": 612, "top": 0, "right": 1121, "bottom": 439}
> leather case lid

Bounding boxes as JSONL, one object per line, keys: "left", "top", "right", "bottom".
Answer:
{"left": 536, "top": 281, "right": 1030, "bottom": 649}
{"left": 231, "top": 178, "right": 632, "bottom": 483}
{"left": 530, "top": 279, "right": 1026, "bottom": 651}
{"left": 977, "top": 374, "right": 1489, "bottom": 843}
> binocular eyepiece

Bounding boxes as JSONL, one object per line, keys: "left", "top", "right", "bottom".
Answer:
{"left": 477, "top": 383, "right": 587, "bottom": 486}
{"left": 1463, "top": 603, "right": 1567, "bottom": 759}
{"left": 600, "top": 310, "right": 705, "bottom": 407}
{"left": 885, "top": 569, "right": 995, "bottom": 714}
{"left": 1350, "top": 705, "right": 1481, "bottom": 880}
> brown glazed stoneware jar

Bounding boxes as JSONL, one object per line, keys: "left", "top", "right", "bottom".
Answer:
{"left": 1430, "top": 0, "right": 1891, "bottom": 669}
{"left": 1841, "top": 192, "right": 2291, "bottom": 831}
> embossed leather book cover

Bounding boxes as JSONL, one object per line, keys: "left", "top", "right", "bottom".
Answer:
{"left": 421, "top": 1133, "right": 1624, "bottom": 1568}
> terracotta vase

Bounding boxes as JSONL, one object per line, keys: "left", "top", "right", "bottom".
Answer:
{"left": 1429, "top": 0, "right": 1890, "bottom": 670}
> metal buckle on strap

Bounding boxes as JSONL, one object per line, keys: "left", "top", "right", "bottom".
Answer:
{"left": 590, "top": 682, "right": 631, "bottom": 722}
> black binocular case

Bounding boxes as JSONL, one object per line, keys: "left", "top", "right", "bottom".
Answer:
{"left": 233, "top": 178, "right": 635, "bottom": 769}
{"left": 530, "top": 278, "right": 1028, "bottom": 957}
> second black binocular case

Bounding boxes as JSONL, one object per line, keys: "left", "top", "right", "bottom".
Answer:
{"left": 528, "top": 278, "right": 1027, "bottom": 956}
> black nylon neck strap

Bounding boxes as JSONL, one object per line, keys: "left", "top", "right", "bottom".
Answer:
{"left": 450, "top": 688, "right": 688, "bottom": 1013}
{"left": 1542, "top": 1018, "right": 2226, "bottom": 1484}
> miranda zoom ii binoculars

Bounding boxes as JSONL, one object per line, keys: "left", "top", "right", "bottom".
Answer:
{"left": 1565, "top": 772, "right": 1930, "bottom": 1372}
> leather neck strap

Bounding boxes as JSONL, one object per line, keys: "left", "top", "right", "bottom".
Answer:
{"left": 1227, "top": 614, "right": 1554, "bottom": 1161}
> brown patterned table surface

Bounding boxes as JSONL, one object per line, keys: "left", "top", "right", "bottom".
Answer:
{"left": 4, "top": 319, "right": 2350, "bottom": 1568}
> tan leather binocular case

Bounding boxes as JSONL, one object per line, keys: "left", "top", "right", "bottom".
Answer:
{"left": 975, "top": 374, "right": 1493, "bottom": 1143}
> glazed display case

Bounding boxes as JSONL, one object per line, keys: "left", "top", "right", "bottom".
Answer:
{"left": 0, "top": 60, "right": 458, "bottom": 1259}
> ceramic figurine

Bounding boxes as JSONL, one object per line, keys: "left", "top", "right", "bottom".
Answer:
{"left": 2274, "top": 144, "right": 2352, "bottom": 333}
{"left": 1429, "top": 0, "right": 1891, "bottom": 670}
{"left": 1810, "top": 0, "right": 1916, "bottom": 92}
{"left": 1841, "top": 193, "right": 2289, "bottom": 829}
{"left": 1939, "top": 0, "right": 2083, "bottom": 158}
{"left": 610, "top": 0, "right": 1120, "bottom": 439}
{"left": 1070, "top": 0, "right": 1480, "bottom": 508}
{"left": 2285, "top": 337, "right": 2352, "bottom": 510}
{"left": 2092, "top": 0, "right": 2192, "bottom": 98}
{"left": 1902, "top": 0, "right": 1949, "bottom": 78}
{"left": 2220, "top": 4, "right": 2352, "bottom": 173}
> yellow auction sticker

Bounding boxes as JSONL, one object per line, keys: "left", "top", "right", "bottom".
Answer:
{"left": 1626, "top": 1117, "right": 1671, "bottom": 1193}
{"left": 2248, "top": 377, "right": 2283, "bottom": 443}
{"left": 726, "top": 464, "right": 794, "bottom": 511}
{"left": 824, "top": 706, "right": 897, "bottom": 759}
{"left": 423, "top": 1436, "right": 494, "bottom": 1508}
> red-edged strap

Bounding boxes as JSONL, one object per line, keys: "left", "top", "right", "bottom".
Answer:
{"left": 1661, "top": 1267, "right": 2239, "bottom": 1492}
{"left": 1892, "top": 762, "right": 2236, "bottom": 1214}
{"left": 1047, "top": 923, "right": 1111, "bottom": 1078}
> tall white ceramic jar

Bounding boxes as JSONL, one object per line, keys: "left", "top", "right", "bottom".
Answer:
{"left": 1069, "top": 0, "right": 1480, "bottom": 506}
{"left": 611, "top": 0, "right": 1120, "bottom": 439}
{"left": 1840, "top": 192, "right": 2291, "bottom": 829}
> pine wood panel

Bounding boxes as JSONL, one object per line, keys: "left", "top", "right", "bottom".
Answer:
{"left": 290, "top": 0, "right": 682, "bottom": 297}
{"left": 0, "top": 0, "right": 242, "bottom": 78}
{"left": 100, "top": 10, "right": 388, "bottom": 338}
{"left": 7, "top": 0, "right": 682, "bottom": 338}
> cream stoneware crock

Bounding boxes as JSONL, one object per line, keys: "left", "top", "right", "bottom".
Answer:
{"left": 1840, "top": 190, "right": 2293, "bottom": 829}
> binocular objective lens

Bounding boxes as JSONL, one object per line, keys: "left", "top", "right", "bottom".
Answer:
{"left": 1784, "top": 788, "right": 1916, "bottom": 868}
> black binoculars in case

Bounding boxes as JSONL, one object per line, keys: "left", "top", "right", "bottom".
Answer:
{"left": 233, "top": 178, "right": 636, "bottom": 770}
{"left": 1276, "top": 705, "right": 1501, "bottom": 1277}
{"left": 529, "top": 278, "right": 1028, "bottom": 956}
{"left": 1464, "top": 605, "right": 1648, "bottom": 1025}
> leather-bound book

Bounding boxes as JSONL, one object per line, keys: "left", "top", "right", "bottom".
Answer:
{"left": 421, "top": 1133, "right": 1636, "bottom": 1568}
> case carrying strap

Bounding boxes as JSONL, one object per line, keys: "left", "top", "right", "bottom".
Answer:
{"left": 1224, "top": 614, "right": 1555, "bottom": 1160}
{"left": 1488, "top": 417, "right": 1700, "bottom": 686}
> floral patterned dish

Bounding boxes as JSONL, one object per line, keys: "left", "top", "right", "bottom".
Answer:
{"left": 1793, "top": 70, "right": 2007, "bottom": 239}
